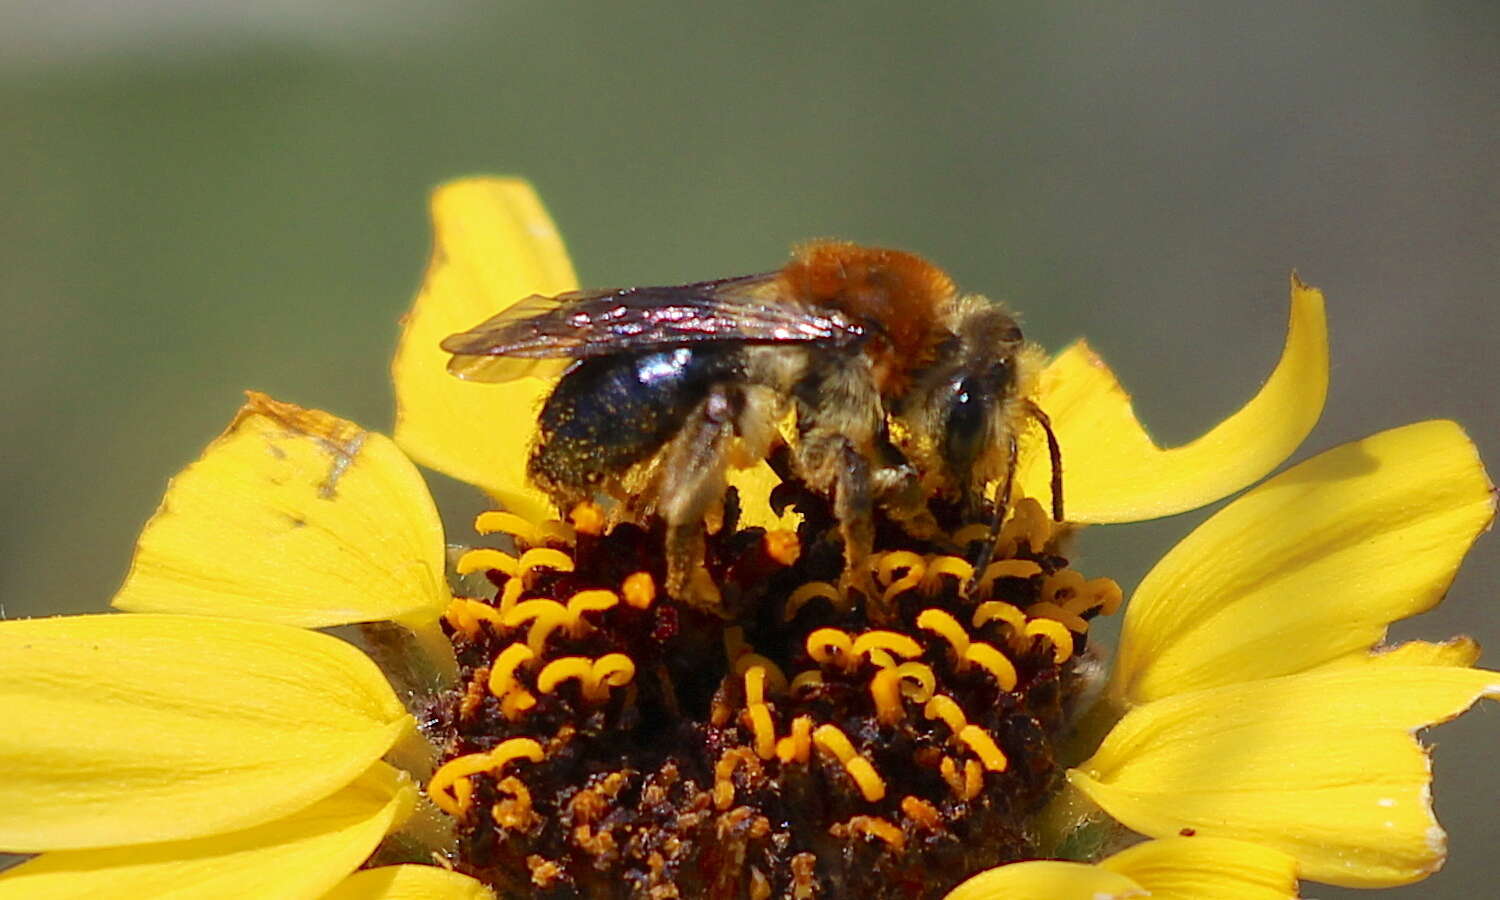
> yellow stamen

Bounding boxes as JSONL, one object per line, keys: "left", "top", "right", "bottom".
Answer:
{"left": 500, "top": 689, "right": 536, "bottom": 720}
{"left": 565, "top": 589, "right": 619, "bottom": 634}
{"left": 812, "top": 725, "right": 885, "bottom": 802}
{"left": 999, "top": 497, "right": 1050, "bottom": 553}
{"left": 784, "top": 581, "right": 843, "bottom": 621}
{"left": 924, "top": 694, "right": 968, "bottom": 735}
{"left": 1027, "top": 600, "right": 1089, "bottom": 633}
{"left": 875, "top": 551, "right": 926, "bottom": 605}
{"left": 535, "top": 519, "right": 577, "bottom": 545}
{"left": 497, "top": 577, "right": 524, "bottom": 614}
{"left": 475, "top": 510, "right": 539, "bottom": 545}
{"left": 456, "top": 547, "right": 520, "bottom": 577}
{"left": 492, "top": 776, "right": 537, "bottom": 830}
{"left": 845, "top": 815, "right": 905, "bottom": 852}
{"left": 463, "top": 598, "right": 508, "bottom": 629}
{"left": 807, "top": 628, "right": 854, "bottom": 669}
{"left": 569, "top": 501, "right": 606, "bottom": 536}
{"left": 919, "top": 555, "right": 974, "bottom": 596}
{"left": 971, "top": 600, "right": 1027, "bottom": 632}
{"left": 734, "top": 654, "right": 789, "bottom": 695}
{"left": 764, "top": 529, "right": 802, "bottom": 566}
{"left": 869, "top": 667, "right": 904, "bottom": 725}
{"left": 427, "top": 738, "right": 545, "bottom": 818}
{"left": 789, "top": 670, "right": 824, "bottom": 696}
{"left": 590, "top": 653, "right": 636, "bottom": 700}
{"left": 1042, "top": 569, "right": 1086, "bottom": 606}
{"left": 958, "top": 725, "right": 1008, "bottom": 772}
{"left": 964, "top": 641, "right": 1019, "bottom": 691}
{"left": 901, "top": 796, "right": 941, "bottom": 831}
{"left": 963, "top": 759, "right": 984, "bottom": 800}
{"left": 443, "top": 597, "right": 479, "bottom": 636}
{"left": 775, "top": 715, "right": 814, "bottom": 764}
{"left": 749, "top": 703, "right": 777, "bottom": 760}
{"left": 895, "top": 662, "right": 936, "bottom": 703}
{"left": 513, "top": 603, "right": 574, "bottom": 656}
{"left": 742, "top": 665, "right": 768, "bottom": 706}
{"left": 1024, "top": 618, "right": 1074, "bottom": 662}
{"left": 939, "top": 756, "right": 963, "bottom": 797}
{"left": 915, "top": 608, "right": 969, "bottom": 660}
{"left": 622, "top": 571, "right": 656, "bottom": 609}
{"left": 488, "top": 642, "right": 536, "bottom": 698}
{"left": 975, "top": 559, "right": 1043, "bottom": 597}
{"left": 850, "top": 630, "right": 923, "bottom": 663}
{"left": 518, "top": 547, "right": 575, "bottom": 582}
{"left": 536, "top": 657, "right": 594, "bottom": 696}
{"left": 1073, "top": 576, "right": 1123, "bottom": 616}
{"left": 713, "top": 748, "right": 761, "bottom": 810}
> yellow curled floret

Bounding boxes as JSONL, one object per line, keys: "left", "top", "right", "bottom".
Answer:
{"left": 428, "top": 737, "right": 545, "bottom": 817}
{"left": 1042, "top": 569, "right": 1087, "bottom": 606}
{"left": 536, "top": 654, "right": 636, "bottom": 702}
{"left": 1027, "top": 601, "right": 1089, "bottom": 633}
{"left": 789, "top": 670, "right": 824, "bottom": 695}
{"left": 742, "top": 665, "right": 769, "bottom": 706}
{"left": 915, "top": 608, "right": 969, "bottom": 660}
{"left": 923, "top": 694, "right": 968, "bottom": 735}
{"left": 518, "top": 547, "right": 576, "bottom": 582}
{"left": 536, "top": 657, "right": 594, "bottom": 696}
{"left": 443, "top": 597, "right": 478, "bottom": 636}
{"left": 1024, "top": 618, "right": 1075, "bottom": 662}
{"left": 733, "top": 654, "right": 789, "bottom": 695}
{"left": 776, "top": 714, "right": 814, "bottom": 764}
{"left": 957, "top": 725, "right": 1008, "bottom": 772}
{"left": 748, "top": 703, "right": 777, "bottom": 760}
{"left": 875, "top": 551, "right": 926, "bottom": 605}
{"left": 1000, "top": 497, "right": 1050, "bottom": 553}
{"left": 971, "top": 600, "right": 1027, "bottom": 633}
{"left": 813, "top": 724, "right": 885, "bottom": 802}
{"left": 1062, "top": 576, "right": 1122, "bottom": 617}
{"left": 475, "top": 510, "right": 540, "bottom": 545}
{"left": 456, "top": 547, "right": 520, "bottom": 577}
{"left": 488, "top": 642, "right": 537, "bottom": 699}
{"left": 622, "top": 571, "right": 656, "bottom": 609}
{"left": 869, "top": 667, "right": 904, "bottom": 725}
{"left": 964, "top": 641, "right": 1019, "bottom": 691}
{"left": 948, "top": 523, "right": 993, "bottom": 547}
{"left": 920, "top": 556, "right": 974, "bottom": 596}
{"left": 496, "top": 577, "right": 524, "bottom": 614}
{"left": 591, "top": 653, "right": 636, "bottom": 698}
{"left": 565, "top": 589, "right": 619, "bottom": 633}
{"left": 845, "top": 815, "right": 905, "bottom": 852}
{"left": 807, "top": 628, "right": 854, "bottom": 669}
{"left": 784, "top": 581, "right": 844, "bottom": 621}
{"left": 851, "top": 630, "right": 923, "bottom": 663}
{"left": 975, "top": 559, "right": 1043, "bottom": 597}
{"left": 894, "top": 662, "right": 936, "bottom": 703}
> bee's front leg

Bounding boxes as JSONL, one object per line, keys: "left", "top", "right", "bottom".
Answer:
{"left": 658, "top": 387, "right": 737, "bottom": 616}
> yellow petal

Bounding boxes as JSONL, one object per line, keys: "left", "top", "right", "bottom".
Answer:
{"left": 0, "top": 765, "right": 414, "bottom": 900}
{"left": 1325, "top": 637, "right": 1483, "bottom": 670}
{"left": 944, "top": 860, "right": 1144, "bottom": 900}
{"left": 1016, "top": 274, "right": 1326, "bottom": 522}
{"left": 392, "top": 178, "right": 579, "bottom": 519}
{"left": 1071, "top": 665, "right": 1500, "bottom": 887}
{"left": 0, "top": 614, "right": 411, "bottom": 852}
{"left": 1112, "top": 420, "right": 1493, "bottom": 706}
{"left": 112, "top": 393, "right": 450, "bottom": 630}
{"left": 1100, "top": 837, "right": 1299, "bottom": 900}
{"left": 321, "top": 865, "right": 495, "bottom": 900}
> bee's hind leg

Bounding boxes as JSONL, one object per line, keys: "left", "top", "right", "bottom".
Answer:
{"left": 796, "top": 435, "right": 884, "bottom": 620}
{"left": 658, "top": 387, "right": 737, "bottom": 616}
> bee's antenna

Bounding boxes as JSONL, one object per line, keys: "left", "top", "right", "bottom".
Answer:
{"left": 965, "top": 435, "right": 1018, "bottom": 596}
{"left": 1026, "top": 400, "right": 1064, "bottom": 522}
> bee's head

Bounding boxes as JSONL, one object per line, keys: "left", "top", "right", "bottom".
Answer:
{"left": 896, "top": 295, "right": 1041, "bottom": 506}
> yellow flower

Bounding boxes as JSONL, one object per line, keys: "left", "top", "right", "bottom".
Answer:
{"left": 0, "top": 176, "right": 1491, "bottom": 900}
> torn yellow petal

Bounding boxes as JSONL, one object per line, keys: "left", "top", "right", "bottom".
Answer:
{"left": 944, "top": 860, "right": 1144, "bottom": 900}
{"left": 112, "top": 393, "right": 449, "bottom": 630}
{"left": 0, "top": 765, "right": 413, "bottom": 900}
{"left": 392, "top": 177, "right": 578, "bottom": 519}
{"left": 1324, "top": 637, "right": 1483, "bottom": 670}
{"left": 1100, "top": 836, "right": 1299, "bottom": 900}
{"left": 322, "top": 865, "right": 496, "bottom": 900}
{"left": 0, "top": 614, "right": 410, "bottom": 852}
{"left": 1072, "top": 665, "right": 1500, "bottom": 887}
{"left": 1016, "top": 274, "right": 1326, "bottom": 522}
{"left": 1112, "top": 420, "right": 1493, "bottom": 706}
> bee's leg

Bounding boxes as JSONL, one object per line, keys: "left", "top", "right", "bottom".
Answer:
{"left": 964, "top": 434, "right": 1018, "bottom": 598}
{"left": 794, "top": 433, "right": 882, "bottom": 617}
{"left": 658, "top": 387, "right": 736, "bottom": 615}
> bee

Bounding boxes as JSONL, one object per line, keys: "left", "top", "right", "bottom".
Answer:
{"left": 442, "top": 241, "right": 1062, "bottom": 614}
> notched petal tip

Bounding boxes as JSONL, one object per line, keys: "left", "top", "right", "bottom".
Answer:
{"left": 392, "top": 177, "right": 578, "bottom": 519}
{"left": 111, "top": 394, "right": 450, "bottom": 629}
{"left": 1019, "top": 272, "right": 1328, "bottom": 523}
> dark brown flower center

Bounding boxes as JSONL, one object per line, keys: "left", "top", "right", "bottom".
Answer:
{"left": 424, "top": 484, "right": 1118, "bottom": 899}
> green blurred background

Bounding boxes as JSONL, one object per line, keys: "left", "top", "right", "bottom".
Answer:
{"left": 2, "top": 2, "right": 1495, "bottom": 895}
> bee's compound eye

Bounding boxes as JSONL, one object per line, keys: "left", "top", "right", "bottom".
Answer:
{"left": 942, "top": 375, "right": 989, "bottom": 469}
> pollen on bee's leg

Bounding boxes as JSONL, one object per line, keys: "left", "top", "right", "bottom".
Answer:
{"left": 568, "top": 501, "right": 606, "bottom": 536}
{"left": 763, "top": 529, "right": 802, "bottom": 566}
{"left": 621, "top": 571, "right": 656, "bottom": 609}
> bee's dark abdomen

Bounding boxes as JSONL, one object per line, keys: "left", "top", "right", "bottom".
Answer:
{"left": 530, "top": 347, "right": 738, "bottom": 494}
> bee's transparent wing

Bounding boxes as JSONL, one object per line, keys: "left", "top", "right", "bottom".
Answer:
{"left": 441, "top": 273, "right": 865, "bottom": 383}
